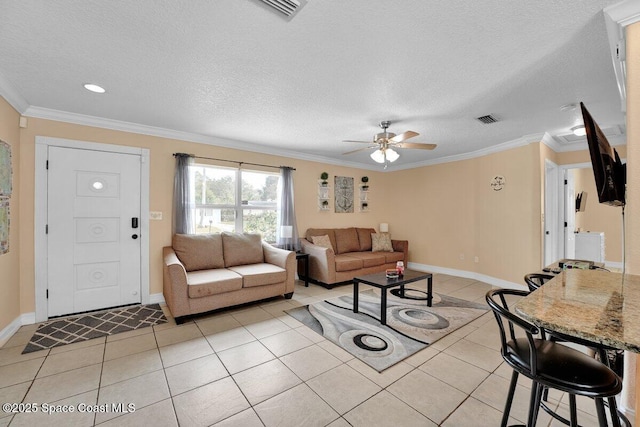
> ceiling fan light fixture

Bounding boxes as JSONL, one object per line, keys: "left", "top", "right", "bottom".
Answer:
{"left": 571, "top": 125, "right": 586, "bottom": 136}
{"left": 370, "top": 149, "right": 385, "bottom": 163}
{"left": 386, "top": 148, "right": 399, "bottom": 162}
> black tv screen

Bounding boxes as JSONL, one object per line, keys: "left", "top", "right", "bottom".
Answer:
{"left": 580, "top": 102, "right": 626, "bottom": 206}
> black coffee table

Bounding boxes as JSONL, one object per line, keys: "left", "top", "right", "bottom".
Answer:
{"left": 353, "top": 269, "right": 433, "bottom": 325}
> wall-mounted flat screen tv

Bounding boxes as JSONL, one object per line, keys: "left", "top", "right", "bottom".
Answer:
{"left": 580, "top": 102, "right": 626, "bottom": 206}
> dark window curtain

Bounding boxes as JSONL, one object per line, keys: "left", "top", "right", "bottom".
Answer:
{"left": 277, "top": 167, "right": 299, "bottom": 251}
{"left": 172, "top": 153, "right": 195, "bottom": 235}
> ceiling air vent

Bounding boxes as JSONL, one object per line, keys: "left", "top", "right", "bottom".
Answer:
{"left": 476, "top": 114, "right": 499, "bottom": 124}
{"left": 258, "top": 0, "right": 307, "bottom": 20}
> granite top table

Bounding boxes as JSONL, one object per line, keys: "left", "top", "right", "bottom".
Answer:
{"left": 515, "top": 269, "right": 640, "bottom": 353}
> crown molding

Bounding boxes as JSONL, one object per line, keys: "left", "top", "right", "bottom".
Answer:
{"left": 0, "top": 71, "right": 29, "bottom": 113}
{"left": 23, "top": 106, "right": 377, "bottom": 170}
{"left": 384, "top": 132, "right": 546, "bottom": 172}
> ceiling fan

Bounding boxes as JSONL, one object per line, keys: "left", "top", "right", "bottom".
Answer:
{"left": 342, "top": 120, "right": 437, "bottom": 165}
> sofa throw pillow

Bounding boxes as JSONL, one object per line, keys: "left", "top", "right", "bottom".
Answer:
{"left": 222, "top": 232, "right": 263, "bottom": 267}
{"left": 311, "top": 235, "right": 333, "bottom": 251}
{"left": 356, "top": 227, "right": 376, "bottom": 251}
{"left": 173, "top": 233, "right": 224, "bottom": 272}
{"left": 371, "top": 233, "right": 394, "bottom": 252}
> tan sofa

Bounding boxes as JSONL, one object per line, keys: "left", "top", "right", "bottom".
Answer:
{"left": 300, "top": 227, "right": 408, "bottom": 287}
{"left": 163, "top": 232, "right": 295, "bottom": 323}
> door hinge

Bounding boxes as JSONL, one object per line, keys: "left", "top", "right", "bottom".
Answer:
{"left": 564, "top": 222, "right": 568, "bottom": 227}
{"left": 564, "top": 179, "right": 567, "bottom": 185}
{"left": 45, "top": 224, "right": 48, "bottom": 234}
{"left": 46, "top": 289, "right": 49, "bottom": 299}
{"left": 46, "top": 160, "right": 49, "bottom": 170}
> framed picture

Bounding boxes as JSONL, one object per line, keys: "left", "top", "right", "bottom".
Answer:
{"left": 334, "top": 176, "right": 354, "bottom": 213}
{"left": 0, "top": 140, "right": 11, "bottom": 197}
{"left": 0, "top": 199, "right": 8, "bottom": 254}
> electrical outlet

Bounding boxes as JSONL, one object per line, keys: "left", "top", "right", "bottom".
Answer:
{"left": 149, "top": 211, "right": 163, "bottom": 220}
{"left": 474, "top": 256, "right": 479, "bottom": 263}
{"left": 459, "top": 253, "right": 465, "bottom": 260}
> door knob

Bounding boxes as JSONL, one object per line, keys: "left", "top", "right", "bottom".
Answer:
{"left": 132, "top": 234, "right": 138, "bottom": 239}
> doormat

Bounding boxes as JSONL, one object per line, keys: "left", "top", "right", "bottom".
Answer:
{"left": 22, "top": 304, "right": 167, "bottom": 354}
{"left": 286, "top": 289, "right": 487, "bottom": 372}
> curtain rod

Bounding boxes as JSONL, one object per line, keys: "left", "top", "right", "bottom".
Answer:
{"left": 173, "top": 153, "right": 295, "bottom": 171}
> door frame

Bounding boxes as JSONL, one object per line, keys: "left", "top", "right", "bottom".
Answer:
{"left": 34, "top": 136, "right": 150, "bottom": 322}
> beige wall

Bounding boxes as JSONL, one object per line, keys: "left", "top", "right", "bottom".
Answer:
{"left": 573, "top": 167, "right": 623, "bottom": 262}
{"left": 0, "top": 97, "right": 20, "bottom": 332}
{"left": 375, "top": 143, "right": 543, "bottom": 284}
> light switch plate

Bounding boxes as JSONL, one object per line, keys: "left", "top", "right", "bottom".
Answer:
{"left": 150, "top": 211, "right": 163, "bottom": 220}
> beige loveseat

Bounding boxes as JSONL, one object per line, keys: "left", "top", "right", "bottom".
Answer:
{"left": 163, "top": 232, "right": 295, "bottom": 323}
{"left": 300, "top": 227, "right": 408, "bottom": 287}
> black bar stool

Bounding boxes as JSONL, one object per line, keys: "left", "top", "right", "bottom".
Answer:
{"left": 524, "top": 273, "right": 554, "bottom": 292}
{"left": 486, "top": 288, "right": 622, "bottom": 427}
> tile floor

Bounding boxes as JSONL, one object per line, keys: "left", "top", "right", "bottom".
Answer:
{"left": 0, "top": 274, "right": 615, "bottom": 426}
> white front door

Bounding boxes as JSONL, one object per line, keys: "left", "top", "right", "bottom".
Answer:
{"left": 47, "top": 146, "right": 142, "bottom": 316}
{"left": 564, "top": 169, "right": 576, "bottom": 259}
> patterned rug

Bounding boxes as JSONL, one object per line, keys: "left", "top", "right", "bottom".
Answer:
{"left": 22, "top": 304, "right": 167, "bottom": 354}
{"left": 286, "top": 289, "right": 487, "bottom": 372}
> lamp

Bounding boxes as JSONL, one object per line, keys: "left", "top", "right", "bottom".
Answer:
{"left": 571, "top": 125, "right": 586, "bottom": 136}
{"left": 379, "top": 223, "right": 389, "bottom": 233}
{"left": 280, "top": 225, "right": 293, "bottom": 250}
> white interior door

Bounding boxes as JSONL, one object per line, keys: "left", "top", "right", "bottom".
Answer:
{"left": 564, "top": 169, "right": 576, "bottom": 259}
{"left": 544, "top": 160, "right": 559, "bottom": 266}
{"left": 47, "top": 146, "right": 142, "bottom": 316}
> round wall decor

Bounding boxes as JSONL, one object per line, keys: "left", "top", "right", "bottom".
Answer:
{"left": 490, "top": 175, "right": 505, "bottom": 191}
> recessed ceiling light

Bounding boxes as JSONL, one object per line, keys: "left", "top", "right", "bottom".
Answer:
{"left": 83, "top": 83, "right": 106, "bottom": 93}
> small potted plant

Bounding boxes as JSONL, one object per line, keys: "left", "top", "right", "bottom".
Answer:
{"left": 321, "top": 200, "right": 329, "bottom": 209}
{"left": 320, "top": 172, "right": 329, "bottom": 186}
{"left": 361, "top": 176, "right": 369, "bottom": 191}
{"left": 361, "top": 202, "right": 368, "bottom": 210}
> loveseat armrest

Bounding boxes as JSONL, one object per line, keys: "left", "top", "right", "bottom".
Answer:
{"left": 392, "top": 239, "right": 409, "bottom": 266}
{"left": 163, "top": 246, "right": 190, "bottom": 319}
{"left": 300, "top": 238, "right": 336, "bottom": 284}
{"left": 262, "top": 243, "right": 296, "bottom": 293}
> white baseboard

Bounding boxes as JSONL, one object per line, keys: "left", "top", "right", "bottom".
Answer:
{"left": 407, "top": 262, "right": 526, "bottom": 290}
{"left": 0, "top": 312, "right": 36, "bottom": 347}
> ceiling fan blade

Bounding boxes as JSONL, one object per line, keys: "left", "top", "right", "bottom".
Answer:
{"left": 342, "top": 140, "right": 374, "bottom": 144}
{"left": 342, "top": 145, "right": 378, "bottom": 155}
{"left": 394, "top": 142, "right": 437, "bottom": 150}
{"left": 389, "top": 131, "right": 419, "bottom": 143}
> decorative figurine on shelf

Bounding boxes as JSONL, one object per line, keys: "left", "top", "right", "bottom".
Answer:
{"left": 321, "top": 200, "right": 329, "bottom": 209}
{"left": 320, "top": 172, "right": 329, "bottom": 186}
{"left": 396, "top": 261, "right": 405, "bottom": 276}
{"left": 361, "top": 176, "right": 369, "bottom": 191}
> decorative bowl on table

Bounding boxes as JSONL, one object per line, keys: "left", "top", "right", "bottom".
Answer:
{"left": 386, "top": 269, "right": 399, "bottom": 279}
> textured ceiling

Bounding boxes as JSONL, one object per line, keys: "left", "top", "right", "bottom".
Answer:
{"left": 0, "top": 0, "right": 626, "bottom": 170}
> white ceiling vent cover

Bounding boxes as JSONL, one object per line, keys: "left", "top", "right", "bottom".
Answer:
{"left": 258, "top": 0, "right": 307, "bottom": 20}
{"left": 476, "top": 114, "right": 500, "bottom": 124}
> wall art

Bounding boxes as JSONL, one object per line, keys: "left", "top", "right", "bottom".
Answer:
{"left": 334, "top": 176, "right": 354, "bottom": 213}
{"left": 0, "top": 199, "right": 8, "bottom": 254}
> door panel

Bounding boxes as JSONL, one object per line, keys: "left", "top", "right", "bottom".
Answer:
{"left": 47, "top": 147, "right": 141, "bottom": 316}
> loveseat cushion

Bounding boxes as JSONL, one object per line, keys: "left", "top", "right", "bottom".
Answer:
{"left": 173, "top": 233, "right": 224, "bottom": 272}
{"left": 187, "top": 269, "right": 243, "bottom": 298}
{"left": 344, "top": 252, "right": 386, "bottom": 268}
{"left": 335, "top": 254, "right": 364, "bottom": 272}
{"left": 334, "top": 228, "right": 360, "bottom": 254}
{"left": 222, "top": 232, "right": 264, "bottom": 267}
{"left": 356, "top": 228, "right": 376, "bottom": 251}
{"left": 228, "top": 263, "right": 287, "bottom": 288}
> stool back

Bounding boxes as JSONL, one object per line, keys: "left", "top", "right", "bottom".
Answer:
{"left": 524, "top": 273, "right": 554, "bottom": 292}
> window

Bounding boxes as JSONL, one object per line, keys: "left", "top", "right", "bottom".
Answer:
{"left": 191, "top": 164, "right": 279, "bottom": 242}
